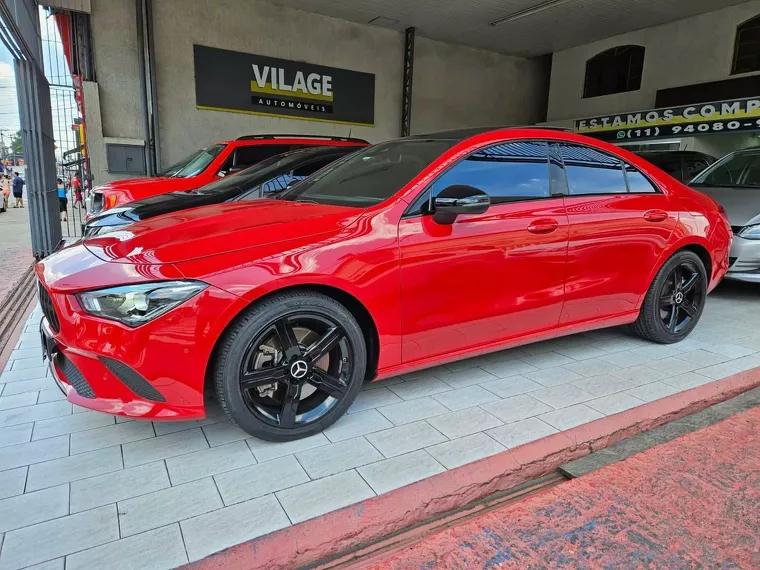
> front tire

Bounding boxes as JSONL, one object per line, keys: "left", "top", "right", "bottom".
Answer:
{"left": 214, "top": 291, "right": 366, "bottom": 442}
{"left": 632, "top": 250, "right": 707, "bottom": 344}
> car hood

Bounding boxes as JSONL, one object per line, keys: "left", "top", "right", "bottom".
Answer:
{"left": 690, "top": 185, "right": 760, "bottom": 227}
{"left": 83, "top": 199, "right": 361, "bottom": 265}
{"left": 93, "top": 176, "right": 201, "bottom": 193}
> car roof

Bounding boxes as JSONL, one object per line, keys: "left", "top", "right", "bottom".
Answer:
{"left": 219, "top": 134, "right": 369, "bottom": 145}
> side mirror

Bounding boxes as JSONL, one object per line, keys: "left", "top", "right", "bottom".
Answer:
{"left": 433, "top": 185, "right": 490, "bottom": 225}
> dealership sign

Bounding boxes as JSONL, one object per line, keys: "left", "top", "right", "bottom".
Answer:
{"left": 193, "top": 45, "right": 375, "bottom": 126}
{"left": 574, "top": 97, "right": 760, "bottom": 141}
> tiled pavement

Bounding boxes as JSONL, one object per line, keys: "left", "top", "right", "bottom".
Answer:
{"left": 0, "top": 283, "right": 759, "bottom": 569}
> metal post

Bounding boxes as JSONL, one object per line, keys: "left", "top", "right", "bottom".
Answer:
{"left": 145, "top": 0, "right": 161, "bottom": 171}
{"left": 400, "top": 27, "right": 415, "bottom": 137}
{"left": 135, "top": 0, "right": 154, "bottom": 176}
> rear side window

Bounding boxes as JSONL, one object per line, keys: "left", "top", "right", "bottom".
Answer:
{"left": 624, "top": 164, "right": 658, "bottom": 193}
{"left": 431, "top": 141, "right": 551, "bottom": 204}
{"left": 559, "top": 143, "right": 627, "bottom": 195}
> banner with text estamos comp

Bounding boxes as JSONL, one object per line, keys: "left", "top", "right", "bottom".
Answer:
{"left": 193, "top": 45, "right": 375, "bottom": 127}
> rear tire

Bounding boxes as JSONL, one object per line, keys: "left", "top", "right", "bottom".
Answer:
{"left": 214, "top": 291, "right": 366, "bottom": 442}
{"left": 632, "top": 250, "right": 707, "bottom": 344}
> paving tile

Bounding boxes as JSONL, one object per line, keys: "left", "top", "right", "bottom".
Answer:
{"left": 70, "top": 420, "right": 155, "bottom": 455}
{"left": 631, "top": 344, "right": 682, "bottom": 360}
{"left": 323, "top": 409, "right": 393, "bottom": 442}
{"left": 0, "top": 423, "right": 32, "bottom": 449}
{"left": 663, "top": 372, "right": 715, "bottom": 390}
{"left": 0, "top": 366, "right": 47, "bottom": 386}
{"left": 669, "top": 338, "right": 712, "bottom": 352}
{"left": 9, "top": 357, "right": 45, "bottom": 371}
{"left": 487, "top": 417, "right": 559, "bottom": 449}
{"left": 36, "top": 388, "right": 66, "bottom": 404}
{"left": 549, "top": 335, "right": 589, "bottom": 349}
{"left": 399, "top": 368, "right": 440, "bottom": 382}
{"left": 653, "top": 357, "right": 702, "bottom": 377}
{"left": 361, "top": 376, "right": 405, "bottom": 390}
{"left": 625, "top": 381, "right": 682, "bottom": 403}
{"left": 0, "top": 383, "right": 3, "bottom": 395}
{"left": 122, "top": 427, "right": 209, "bottom": 467}
{"left": 562, "top": 358, "right": 620, "bottom": 378}
{"left": 0, "top": 393, "right": 38, "bottom": 411}
{"left": 347, "top": 387, "right": 402, "bottom": 413}
{"left": 0, "top": 467, "right": 26, "bottom": 500}
{"left": 675, "top": 350, "right": 730, "bottom": 368}
{"left": 0, "top": 401, "right": 71, "bottom": 428}
{"left": 523, "top": 365, "right": 586, "bottom": 388}
{"left": 199, "top": 421, "right": 249, "bottom": 447}
{"left": 66, "top": 524, "right": 188, "bottom": 570}
{"left": 592, "top": 337, "right": 649, "bottom": 353}
{"left": 358, "top": 450, "right": 445, "bottom": 495}
{"left": 32, "top": 411, "right": 114, "bottom": 440}
{"left": 570, "top": 375, "right": 635, "bottom": 398}
{"left": 0, "top": 505, "right": 119, "bottom": 570}
{"left": 70, "top": 461, "right": 170, "bottom": 513}
{"left": 0, "top": 434, "right": 68, "bottom": 471}
{"left": 166, "top": 440, "right": 256, "bottom": 485}
{"left": 295, "top": 437, "right": 382, "bottom": 479}
{"left": 480, "top": 394, "right": 553, "bottom": 424}
{"left": 366, "top": 421, "right": 447, "bottom": 458}
{"left": 478, "top": 359, "right": 539, "bottom": 379}
{"left": 479, "top": 375, "right": 543, "bottom": 398}
{"left": 598, "top": 350, "right": 650, "bottom": 368}
{"left": 20, "top": 560, "right": 62, "bottom": 570}
{"left": 181, "top": 495, "right": 291, "bottom": 562}
{"left": 214, "top": 455, "right": 309, "bottom": 505}
{"left": 388, "top": 376, "right": 452, "bottom": 400}
{"left": 152, "top": 420, "right": 199, "bottom": 436}
{"left": 730, "top": 354, "right": 760, "bottom": 372}
{"left": 431, "top": 385, "right": 499, "bottom": 411}
{"left": 609, "top": 364, "right": 669, "bottom": 386}
{"left": 0, "top": 485, "right": 69, "bottom": 534}
{"left": 118, "top": 477, "right": 223, "bottom": 537}
{"left": 247, "top": 432, "right": 329, "bottom": 463}
{"left": 443, "top": 355, "right": 493, "bottom": 371}
{"left": 693, "top": 362, "right": 742, "bottom": 381}
{"left": 426, "top": 433, "right": 505, "bottom": 470}
{"left": 520, "top": 352, "right": 575, "bottom": 370}
{"left": 539, "top": 404, "right": 604, "bottom": 431}
{"left": 518, "top": 340, "right": 559, "bottom": 355}
{"left": 433, "top": 367, "right": 498, "bottom": 389}
{"left": 8, "top": 349, "right": 43, "bottom": 361}
{"left": 376, "top": 397, "right": 449, "bottom": 426}
{"left": 530, "top": 384, "right": 595, "bottom": 409}
{"left": 26, "top": 445, "right": 123, "bottom": 492}
{"left": 554, "top": 344, "right": 609, "bottom": 361}
{"left": 427, "top": 407, "right": 502, "bottom": 440}
{"left": 586, "top": 393, "right": 645, "bottom": 415}
{"left": 276, "top": 470, "right": 374, "bottom": 524}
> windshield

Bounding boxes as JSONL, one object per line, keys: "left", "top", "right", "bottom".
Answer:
{"left": 690, "top": 151, "right": 760, "bottom": 188}
{"left": 277, "top": 139, "right": 455, "bottom": 207}
{"left": 159, "top": 144, "right": 226, "bottom": 178}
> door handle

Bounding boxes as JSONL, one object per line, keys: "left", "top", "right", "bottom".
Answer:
{"left": 643, "top": 209, "right": 668, "bottom": 223}
{"left": 527, "top": 218, "right": 559, "bottom": 234}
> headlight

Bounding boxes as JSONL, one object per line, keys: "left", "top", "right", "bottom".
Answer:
{"left": 77, "top": 281, "right": 207, "bottom": 326}
{"left": 738, "top": 224, "right": 760, "bottom": 240}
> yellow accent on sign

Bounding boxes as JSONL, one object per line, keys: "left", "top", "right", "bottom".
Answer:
{"left": 250, "top": 81, "right": 334, "bottom": 102}
{"left": 197, "top": 105, "right": 374, "bottom": 127}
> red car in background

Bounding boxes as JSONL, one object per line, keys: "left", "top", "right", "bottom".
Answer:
{"left": 86, "top": 134, "right": 368, "bottom": 219}
{"left": 38, "top": 127, "right": 731, "bottom": 442}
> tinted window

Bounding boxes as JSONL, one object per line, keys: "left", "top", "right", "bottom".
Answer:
{"left": 431, "top": 142, "right": 550, "bottom": 204}
{"left": 560, "top": 144, "right": 626, "bottom": 195}
{"left": 692, "top": 152, "right": 760, "bottom": 187}
{"left": 682, "top": 158, "right": 711, "bottom": 181}
{"left": 643, "top": 155, "right": 682, "bottom": 179}
{"left": 234, "top": 145, "right": 292, "bottom": 168}
{"left": 624, "top": 165, "right": 658, "bottom": 193}
{"left": 279, "top": 140, "right": 455, "bottom": 207}
{"left": 293, "top": 156, "right": 341, "bottom": 178}
{"left": 160, "top": 145, "right": 226, "bottom": 177}
{"left": 584, "top": 45, "right": 645, "bottom": 98}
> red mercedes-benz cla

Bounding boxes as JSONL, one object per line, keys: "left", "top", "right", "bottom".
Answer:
{"left": 36, "top": 127, "right": 732, "bottom": 441}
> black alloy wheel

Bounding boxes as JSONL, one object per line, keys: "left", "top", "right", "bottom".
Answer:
{"left": 632, "top": 250, "right": 707, "bottom": 344}
{"left": 215, "top": 291, "right": 366, "bottom": 441}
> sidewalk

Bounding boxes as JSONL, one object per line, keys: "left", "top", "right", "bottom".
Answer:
{"left": 0, "top": 206, "right": 33, "bottom": 302}
{"left": 353, "top": 400, "right": 760, "bottom": 569}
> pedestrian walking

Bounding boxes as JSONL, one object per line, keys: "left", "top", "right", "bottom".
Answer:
{"left": 72, "top": 174, "right": 84, "bottom": 208}
{"left": 11, "top": 172, "right": 24, "bottom": 208}
{"left": 58, "top": 178, "right": 68, "bottom": 221}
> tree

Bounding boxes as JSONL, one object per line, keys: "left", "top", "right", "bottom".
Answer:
{"left": 9, "top": 131, "right": 22, "bottom": 155}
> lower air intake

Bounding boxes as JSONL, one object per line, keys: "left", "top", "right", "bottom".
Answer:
{"left": 99, "top": 356, "right": 166, "bottom": 402}
{"left": 58, "top": 353, "right": 95, "bottom": 398}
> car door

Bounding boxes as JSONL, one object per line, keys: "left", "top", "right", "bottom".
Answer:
{"left": 557, "top": 142, "right": 677, "bottom": 326}
{"left": 398, "top": 140, "right": 569, "bottom": 364}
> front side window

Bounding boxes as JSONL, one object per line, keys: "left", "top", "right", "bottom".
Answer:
{"left": 559, "top": 144, "right": 627, "bottom": 195}
{"left": 583, "top": 45, "right": 645, "bottom": 98}
{"left": 278, "top": 139, "right": 455, "bottom": 207}
{"left": 159, "top": 144, "right": 226, "bottom": 178}
{"left": 430, "top": 141, "right": 551, "bottom": 204}
{"left": 691, "top": 152, "right": 760, "bottom": 187}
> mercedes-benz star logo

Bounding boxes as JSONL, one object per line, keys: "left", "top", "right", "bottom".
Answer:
{"left": 674, "top": 292, "right": 684, "bottom": 304}
{"left": 290, "top": 360, "right": 309, "bottom": 379}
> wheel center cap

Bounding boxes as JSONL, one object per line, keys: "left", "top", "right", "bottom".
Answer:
{"left": 290, "top": 360, "right": 309, "bottom": 380}
{"left": 674, "top": 292, "right": 684, "bottom": 304}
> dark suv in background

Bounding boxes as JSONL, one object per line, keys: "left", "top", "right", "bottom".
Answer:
{"left": 634, "top": 150, "right": 715, "bottom": 183}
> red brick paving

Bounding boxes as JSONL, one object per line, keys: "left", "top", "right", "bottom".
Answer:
{"left": 356, "top": 406, "right": 760, "bottom": 570}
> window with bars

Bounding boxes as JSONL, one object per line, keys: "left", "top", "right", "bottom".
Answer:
{"left": 583, "top": 45, "right": 645, "bottom": 99}
{"left": 732, "top": 15, "right": 760, "bottom": 75}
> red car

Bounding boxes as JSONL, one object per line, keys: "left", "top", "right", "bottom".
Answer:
{"left": 37, "top": 127, "right": 731, "bottom": 441}
{"left": 86, "top": 134, "right": 368, "bottom": 219}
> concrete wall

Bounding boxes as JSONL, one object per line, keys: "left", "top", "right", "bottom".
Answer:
{"left": 547, "top": 1, "right": 760, "bottom": 122}
{"left": 87, "top": 0, "right": 549, "bottom": 180}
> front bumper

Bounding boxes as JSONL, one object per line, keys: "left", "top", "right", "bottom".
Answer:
{"left": 725, "top": 235, "right": 760, "bottom": 283}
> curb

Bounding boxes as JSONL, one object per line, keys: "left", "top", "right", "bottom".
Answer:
{"left": 183, "top": 367, "right": 760, "bottom": 570}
